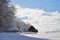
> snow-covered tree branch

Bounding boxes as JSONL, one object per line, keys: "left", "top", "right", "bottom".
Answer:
{"left": 0, "top": 0, "right": 15, "bottom": 32}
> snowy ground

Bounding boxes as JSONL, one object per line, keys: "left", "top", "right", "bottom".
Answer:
{"left": 19, "top": 32, "right": 60, "bottom": 40}
{"left": 0, "top": 33, "right": 49, "bottom": 40}
{"left": 0, "top": 32, "right": 60, "bottom": 40}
